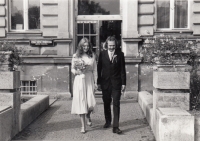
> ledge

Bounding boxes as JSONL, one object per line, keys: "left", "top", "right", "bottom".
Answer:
{"left": 20, "top": 95, "right": 49, "bottom": 131}
{"left": 122, "top": 38, "right": 142, "bottom": 42}
{"left": 22, "top": 56, "right": 141, "bottom": 64}
{"left": 7, "top": 31, "right": 42, "bottom": 34}
{"left": 0, "top": 38, "right": 73, "bottom": 44}
{"left": 138, "top": 91, "right": 153, "bottom": 129}
{"left": 138, "top": 0, "right": 154, "bottom": 4}
{"left": 0, "top": 106, "right": 11, "bottom": 113}
{"left": 125, "top": 57, "right": 142, "bottom": 63}
{"left": 22, "top": 56, "right": 72, "bottom": 64}
{"left": 154, "top": 30, "right": 193, "bottom": 33}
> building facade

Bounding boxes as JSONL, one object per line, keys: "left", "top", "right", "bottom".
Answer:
{"left": 0, "top": 0, "right": 199, "bottom": 97}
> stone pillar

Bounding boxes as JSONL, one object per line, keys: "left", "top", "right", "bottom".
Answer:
{"left": 156, "top": 107, "right": 194, "bottom": 141}
{"left": 122, "top": 0, "right": 138, "bottom": 38}
{"left": 58, "top": 0, "right": 69, "bottom": 38}
{"left": 152, "top": 65, "right": 191, "bottom": 137}
{"left": 0, "top": 71, "right": 21, "bottom": 137}
{"left": 122, "top": 0, "right": 140, "bottom": 57}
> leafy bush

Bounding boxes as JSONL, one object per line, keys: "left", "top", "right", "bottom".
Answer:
{"left": 0, "top": 41, "right": 25, "bottom": 70}
{"left": 139, "top": 34, "right": 198, "bottom": 65}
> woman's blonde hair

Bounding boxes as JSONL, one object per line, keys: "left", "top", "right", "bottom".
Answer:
{"left": 76, "top": 37, "right": 93, "bottom": 58}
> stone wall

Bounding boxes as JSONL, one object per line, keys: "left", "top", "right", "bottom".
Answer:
{"left": 20, "top": 64, "right": 71, "bottom": 98}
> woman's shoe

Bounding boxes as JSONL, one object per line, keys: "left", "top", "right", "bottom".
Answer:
{"left": 80, "top": 127, "right": 86, "bottom": 134}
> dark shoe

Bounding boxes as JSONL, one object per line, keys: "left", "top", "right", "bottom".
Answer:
{"left": 103, "top": 123, "right": 111, "bottom": 128}
{"left": 113, "top": 128, "right": 122, "bottom": 134}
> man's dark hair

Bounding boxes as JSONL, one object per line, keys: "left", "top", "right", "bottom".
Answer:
{"left": 104, "top": 36, "right": 119, "bottom": 50}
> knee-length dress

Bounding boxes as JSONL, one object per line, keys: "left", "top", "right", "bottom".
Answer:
{"left": 71, "top": 53, "right": 97, "bottom": 114}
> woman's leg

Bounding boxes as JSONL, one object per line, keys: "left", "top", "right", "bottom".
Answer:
{"left": 80, "top": 114, "right": 86, "bottom": 133}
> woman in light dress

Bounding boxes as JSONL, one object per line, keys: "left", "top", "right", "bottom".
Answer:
{"left": 71, "top": 37, "right": 97, "bottom": 133}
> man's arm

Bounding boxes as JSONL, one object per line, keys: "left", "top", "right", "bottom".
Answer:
{"left": 120, "top": 52, "right": 126, "bottom": 86}
{"left": 97, "top": 51, "right": 102, "bottom": 85}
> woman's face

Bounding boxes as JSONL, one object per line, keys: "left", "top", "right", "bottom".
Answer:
{"left": 82, "top": 42, "right": 89, "bottom": 53}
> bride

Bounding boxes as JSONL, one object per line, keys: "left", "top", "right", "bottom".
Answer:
{"left": 71, "top": 37, "right": 97, "bottom": 133}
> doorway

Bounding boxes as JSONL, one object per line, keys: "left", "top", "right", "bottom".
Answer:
{"left": 76, "top": 20, "right": 122, "bottom": 58}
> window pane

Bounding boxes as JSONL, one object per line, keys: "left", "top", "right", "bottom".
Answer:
{"left": 90, "top": 23, "right": 96, "bottom": 34}
{"left": 28, "top": 0, "right": 40, "bottom": 29}
{"left": 84, "top": 23, "right": 89, "bottom": 34}
{"left": 157, "top": 0, "right": 170, "bottom": 28}
{"left": 91, "top": 36, "right": 96, "bottom": 46}
{"left": 11, "top": 0, "right": 24, "bottom": 30}
{"left": 174, "top": 0, "right": 188, "bottom": 28}
{"left": 78, "top": 0, "right": 120, "bottom": 15}
{"left": 77, "top": 23, "right": 83, "bottom": 34}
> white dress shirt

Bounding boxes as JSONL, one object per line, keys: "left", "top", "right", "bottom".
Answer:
{"left": 108, "top": 50, "right": 115, "bottom": 61}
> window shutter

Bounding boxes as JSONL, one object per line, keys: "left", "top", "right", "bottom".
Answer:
{"left": 0, "top": 0, "right": 6, "bottom": 37}
{"left": 41, "top": 0, "right": 58, "bottom": 37}
{"left": 193, "top": 0, "right": 200, "bottom": 35}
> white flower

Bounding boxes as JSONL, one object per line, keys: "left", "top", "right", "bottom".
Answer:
{"left": 112, "top": 55, "right": 117, "bottom": 63}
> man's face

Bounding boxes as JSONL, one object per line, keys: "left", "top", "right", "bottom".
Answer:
{"left": 107, "top": 41, "right": 116, "bottom": 52}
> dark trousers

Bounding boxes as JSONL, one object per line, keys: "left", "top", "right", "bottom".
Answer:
{"left": 102, "top": 85, "right": 121, "bottom": 128}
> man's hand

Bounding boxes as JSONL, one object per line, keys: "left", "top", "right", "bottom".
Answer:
{"left": 97, "top": 84, "right": 102, "bottom": 91}
{"left": 121, "top": 85, "right": 126, "bottom": 94}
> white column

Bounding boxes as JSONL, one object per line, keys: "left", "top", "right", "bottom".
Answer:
{"left": 122, "top": 0, "right": 139, "bottom": 56}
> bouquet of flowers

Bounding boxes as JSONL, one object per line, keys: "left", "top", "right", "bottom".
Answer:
{"left": 74, "top": 58, "right": 86, "bottom": 71}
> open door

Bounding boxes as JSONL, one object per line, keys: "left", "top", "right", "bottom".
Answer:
{"left": 76, "top": 20, "right": 122, "bottom": 60}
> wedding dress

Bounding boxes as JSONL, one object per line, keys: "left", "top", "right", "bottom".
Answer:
{"left": 71, "top": 53, "right": 97, "bottom": 114}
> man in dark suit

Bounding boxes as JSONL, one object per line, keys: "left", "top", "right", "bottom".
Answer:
{"left": 97, "top": 36, "right": 126, "bottom": 134}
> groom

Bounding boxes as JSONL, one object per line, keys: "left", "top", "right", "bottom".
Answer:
{"left": 97, "top": 36, "right": 126, "bottom": 134}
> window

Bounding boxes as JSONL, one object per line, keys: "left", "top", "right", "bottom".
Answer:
{"left": 157, "top": 0, "right": 189, "bottom": 29}
{"left": 20, "top": 80, "right": 37, "bottom": 95}
{"left": 77, "top": 21, "right": 98, "bottom": 51}
{"left": 11, "top": 0, "right": 40, "bottom": 31}
{"left": 78, "top": 0, "right": 120, "bottom": 15}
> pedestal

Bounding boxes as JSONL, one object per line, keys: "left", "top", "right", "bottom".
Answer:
{"left": 0, "top": 71, "right": 20, "bottom": 137}
{"left": 152, "top": 65, "right": 191, "bottom": 138}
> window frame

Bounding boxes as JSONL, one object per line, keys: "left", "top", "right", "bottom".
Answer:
{"left": 20, "top": 80, "right": 37, "bottom": 95}
{"left": 156, "top": 0, "right": 190, "bottom": 31}
{"left": 75, "top": 0, "right": 123, "bottom": 21}
{"left": 76, "top": 21, "right": 99, "bottom": 49}
{"left": 9, "top": 0, "right": 41, "bottom": 32}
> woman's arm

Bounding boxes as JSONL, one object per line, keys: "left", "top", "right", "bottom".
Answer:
{"left": 71, "top": 54, "right": 77, "bottom": 75}
{"left": 93, "top": 54, "right": 97, "bottom": 84}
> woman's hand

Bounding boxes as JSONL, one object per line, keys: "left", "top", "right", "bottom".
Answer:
{"left": 94, "top": 83, "right": 98, "bottom": 91}
{"left": 75, "top": 69, "right": 82, "bottom": 75}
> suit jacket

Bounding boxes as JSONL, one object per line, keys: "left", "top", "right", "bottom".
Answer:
{"left": 97, "top": 49, "right": 126, "bottom": 90}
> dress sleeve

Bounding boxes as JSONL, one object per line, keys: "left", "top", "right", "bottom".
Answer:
{"left": 93, "top": 54, "right": 97, "bottom": 84}
{"left": 71, "top": 54, "right": 77, "bottom": 75}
